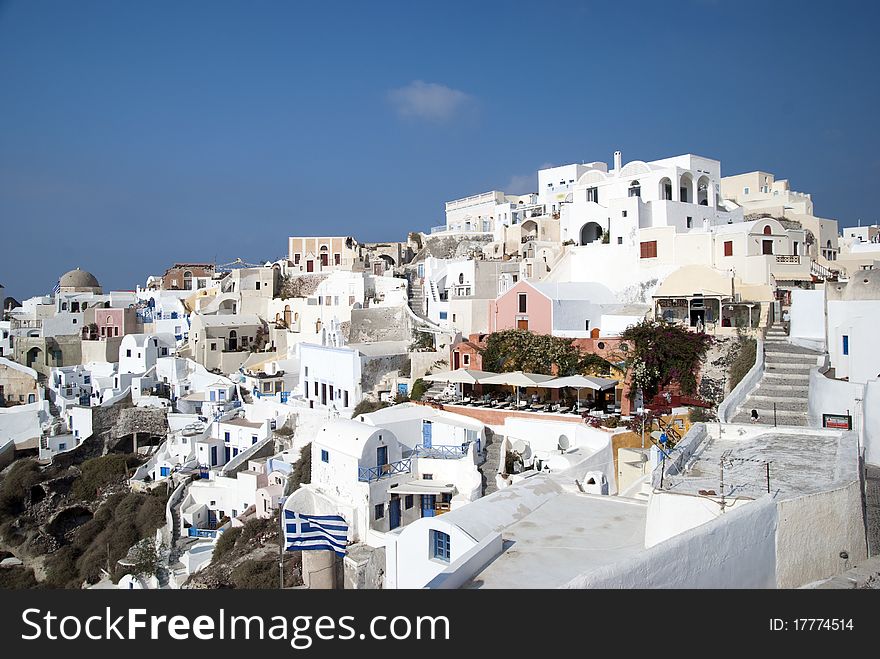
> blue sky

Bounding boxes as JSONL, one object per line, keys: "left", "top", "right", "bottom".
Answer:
{"left": 1, "top": 0, "right": 879, "bottom": 299}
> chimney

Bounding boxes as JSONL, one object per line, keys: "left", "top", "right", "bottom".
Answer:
{"left": 614, "top": 150, "right": 622, "bottom": 171}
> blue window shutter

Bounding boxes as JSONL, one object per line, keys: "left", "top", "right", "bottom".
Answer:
{"left": 843, "top": 335, "right": 849, "bottom": 356}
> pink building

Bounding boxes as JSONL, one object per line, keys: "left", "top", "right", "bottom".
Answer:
{"left": 488, "top": 281, "right": 615, "bottom": 337}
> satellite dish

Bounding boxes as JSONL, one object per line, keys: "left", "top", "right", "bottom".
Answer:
{"left": 511, "top": 439, "right": 527, "bottom": 454}
{"left": 558, "top": 434, "right": 571, "bottom": 451}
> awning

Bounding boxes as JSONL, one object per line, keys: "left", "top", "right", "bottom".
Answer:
{"left": 542, "top": 375, "right": 618, "bottom": 391}
{"left": 390, "top": 482, "right": 456, "bottom": 496}
{"left": 421, "top": 368, "right": 497, "bottom": 384}
{"left": 478, "top": 371, "right": 556, "bottom": 387}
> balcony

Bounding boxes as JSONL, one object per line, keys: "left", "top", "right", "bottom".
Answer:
{"left": 358, "top": 457, "right": 412, "bottom": 482}
{"left": 412, "top": 443, "right": 470, "bottom": 459}
{"left": 775, "top": 255, "right": 800, "bottom": 264}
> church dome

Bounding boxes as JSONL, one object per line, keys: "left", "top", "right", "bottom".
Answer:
{"left": 59, "top": 268, "right": 101, "bottom": 292}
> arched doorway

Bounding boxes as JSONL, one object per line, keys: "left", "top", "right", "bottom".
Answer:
{"left": 183, "top": 270, "right": 193, "bottom": 291}
{"left": 680, "top": 172, "right": 694, "bottom": 203}
{"left": 628, "top": 180, "right": 641, "bottom": 198}
{"left": 659, "top": 177, "right": 673, "bottom": 200}
{"left": 697, "top": 176, "right": 711, "bottom": 206}
{"left": 228, "top": 330, "right": 238, "bottom": 351}
{"left": 284, "top": 305, "right": 291, "bottom": 326}
{"left": 26, "top": 347, "right": 43, "bottom": 369}
{"left": 579, "top": 222, "right": 603, "bottom": 245}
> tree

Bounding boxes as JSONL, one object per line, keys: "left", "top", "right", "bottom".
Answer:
{"left": 620, "top": 320, "right": 712, "bottom": 401}
{"left": 479, "top": 329, "right": 612, "bottom": 376}
{"left": 128, "top": 538, "right": 165, "bottom": 579}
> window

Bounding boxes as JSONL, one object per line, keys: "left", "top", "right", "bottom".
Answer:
{"left": 321, "top": 449, "right": 329, "bottom": 463}
{"left": 512, "top": 274, "right": 518, "bottom": 283}
{"left": 724, "top": 241, "right": 733, "bottom": 257}
{"left": 686, "top": 216, "right": 693, "bottom": 229}
{"left": 763, "top": 225, "right": 772, "bottom": 236}
{"left": 743, "top": 187, "right": 750, "bottom": 195}
{"left": 518, "top": 293, "right": 527, "bottom": 313}
{"left": 586, "top": 187, "right": 598, "bottom": 203}
{"left": 58, "top": 443, "right": 66, "bottom": 451}
{"left": 431, "top": 530, "right": 450, "bottom": 562}
{"left": 843, "top": 335, "right": 849, "bottom": 356}
{"left": 452, "top": 314, "right": 456, "bottom": 322}
{"left": 439, "top": 311, "right": 447, "bottom": 320}
{"left": 252, "top": 435, "right": 258, "bottom": 444}
{"left": 762, "top": 240, "right": 773, "bottom": 255}
{"left": 405, "top": 494, "right": 414, "bottom": 509}
{"left": 622, "top": 210, "right": 628, "bottom": 218}
{"left": 334, "top": 253, "right": 341, "bottom": 265}
{"left": 210, "top": 342, "right": 217, "bottom": 351}
{"left": 374, "top": 503, "right": 384, "bottom": 520}
{"left": 126, "top": 349, "right": 132, "bottom": 357}
{"left": 628, "top": 180, "right": 641, "bottom": 198}
{"left": 294, "top": 253, "right": 301, "bottom": 264}
{"left": 423, "top": 473, "right": 433, "bottom": 480}
{"left": 639, "top": 241, "right": 658, "bottom": 259}
{"left": 224, "top": 431, "right": 230, "bottom": 442}
{"left": 463, "top": 354, "right": 470, "bottom": 365}
{"left": 458, "top": 273, "right": 464, "bottom": 284}
{"left": 585, "top": 320, "right": 590, "bottom": 331}
{"left": 617, "top": 237, "right": 623, "bottom": 245}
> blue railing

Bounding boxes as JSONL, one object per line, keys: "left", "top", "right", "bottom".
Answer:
{"left": 187, "top": 527, "right": 217, "bottom": 539}
{"left": 358, "top": 458, "right": 412, "bottom": 482}
{"left": 412, "top": 443, "right": 470, "bottom": 459}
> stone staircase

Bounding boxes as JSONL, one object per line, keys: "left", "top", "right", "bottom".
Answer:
{"left": 730, "top": 324, "right": 820, "bottom": 426}
{"left": 478, "top": 431, "right": 502, "bottom": 497}
{"left": 408, "top": 278, "right": 427, "bottom": 319}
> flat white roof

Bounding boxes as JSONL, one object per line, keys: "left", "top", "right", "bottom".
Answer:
{"left": 465, "top": 492, "right": 647, "bottom": 589}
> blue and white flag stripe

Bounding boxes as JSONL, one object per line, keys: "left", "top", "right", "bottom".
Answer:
{"left": 284, "top": 510, "right": 348, "bottom": 556}
{"left": 51, "top": 280, "right": 61, "bottom": 295}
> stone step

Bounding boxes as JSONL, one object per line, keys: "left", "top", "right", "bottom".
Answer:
{"left": 762, "top": 371, "right": 810, "bottom": 381}
{"left": 735, "top": 406, "right": 809, "bottom": 421}
{"left": 742, "top": 398, "right": 808, "bottom": 412}
{"left": 762, "top": 343, "right": 821, "bottom": 356}
{"left": 765, "top": 349, "right": 818, "bottom": 359}
{"left": 764, "top": 360, "right": 814, "bottom": 370}
{"left": 730, "top": 412, "right": 809, "bottom": 427}
{"left": 748, "top": 393, "right": 807, "bottom": 404}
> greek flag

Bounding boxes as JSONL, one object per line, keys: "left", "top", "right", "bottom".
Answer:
{"left": 51, "top": 280, "right": 61, "bottom": 296}
{"left": 284, "top": 510, "right": 348, "bottom": 555}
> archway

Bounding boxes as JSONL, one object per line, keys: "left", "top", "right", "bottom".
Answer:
{"left": 183, "top": 271, "right": 193, "bottom": 291}
{"left": 579, "top": 222, "right": 603, "bottom": 245}
{"left": 284, "top": 305, "right": 291, "bottom": 326}
{"left": 228, "top": 330, "right": 237, "bottom": 351}
{"left": 26, "top": 347, "right": 43, "bottom": 369}
{"left": 628, "top": 180, "right": 641, "bottom": 198}
{"left": 658, "top": 177, "right": 673, "bottom": 200}
{"left": 679, "top": 172, "right": 694, "bottom": 203}
{"left": 697, "top": 176, "right": 711, "bottom": 206}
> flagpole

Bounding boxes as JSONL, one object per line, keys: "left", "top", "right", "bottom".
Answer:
{"left": 278, "top": 508, "right": 284, "bottom": 589}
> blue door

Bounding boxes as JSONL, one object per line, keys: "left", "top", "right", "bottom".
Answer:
{"left": 421, "top": 495, "right": 436, "bottom": 518}
{"left": 224, "top": 446, "right": 231, "bottom": 463}
{"left": 389, "top": 498, "right": 401, "bottom": 530}
{"left": 377, "top": 445, "right": 388, "bottom": 467}
{"left": 210, "top": 446, "right": 217, "bottom": 466}
{"left": 422, "top": 421, "right": 432, "bottom": 448}
{"left": 160, "top": 467, "right": 170, "bottom": 477}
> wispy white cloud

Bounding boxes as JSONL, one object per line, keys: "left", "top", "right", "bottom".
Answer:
{"left": 503, "top": 174, "right": 535, "bottom": 194}
{"left": 387, "top": 80, "right": 473, "bottom": 122}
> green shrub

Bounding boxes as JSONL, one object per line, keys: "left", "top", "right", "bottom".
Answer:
{"left": 728, "top": 334, "right": 757, "bottom": 391}
{"left": 351, "top": 399, "right": 390, "bottom": 419}
{"left": 0, "top": 566, "right": 40, "bottom": 589}
{"left": 230, "top": 559, "right": 278, "bottom": 589}
{"left": 286, "top": 444, "right": 311, "bottom": 496}
{"left": 410, "top": 378, "right": 429, "bottom": 401}
{"left": 689, "top": 406, "right": 714, "bottom": 423}
{"left": 0, "top": 459, "right": 43, "bottom": 518}
{"left": 72, "top": 454, "right": 139, "bottom": 501}
{"left": 213, "top": 527, "right": 242, "bottom": 561}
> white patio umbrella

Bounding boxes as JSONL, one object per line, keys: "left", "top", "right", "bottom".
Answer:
{"left": 420, "top": 369, "right": 496, "bottom": 384}
{"left": 478, "top": 371, "right": 556, "bottom": 406}
{"left": 542, "top": 375, "right": 619, "bottom": 409}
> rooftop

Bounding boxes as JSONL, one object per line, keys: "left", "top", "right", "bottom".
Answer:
{"left": 223, "top": 417, "right": 263, "bottom": 429}
{"left": 659, "top": 425, "right": 857, "bottom": 500}
{"left": 464, "top": 490, "right": 647, "bottom": 589}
